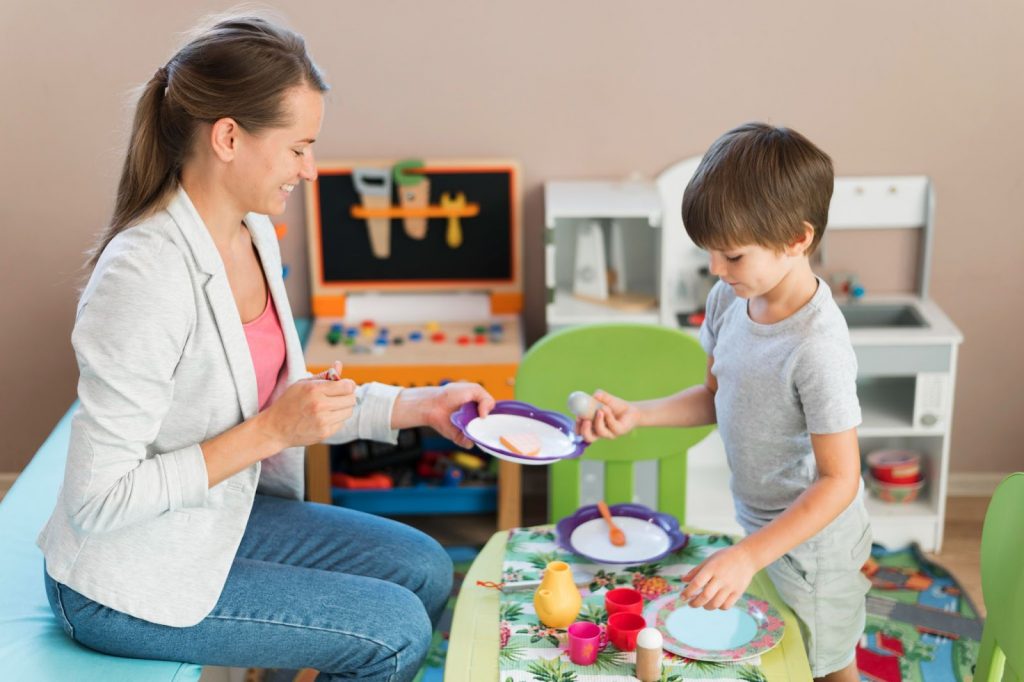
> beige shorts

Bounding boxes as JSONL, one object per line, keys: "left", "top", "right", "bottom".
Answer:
{"left": 763, "top": 501, "right": 873, "bottom": 677}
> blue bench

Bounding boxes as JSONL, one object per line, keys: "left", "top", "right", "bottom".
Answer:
{"left": 0, "top": 404, "right": 201, "bottom": 681}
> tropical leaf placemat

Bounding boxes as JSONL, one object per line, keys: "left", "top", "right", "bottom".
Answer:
{"left": 498, "top": 525, "right": 770, "bottom": 682}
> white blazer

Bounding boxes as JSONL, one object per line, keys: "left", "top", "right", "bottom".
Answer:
{"left": 38, "top": 187, "right": 400, "bottom": 627}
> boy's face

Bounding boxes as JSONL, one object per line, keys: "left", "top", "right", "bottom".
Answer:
{"left": 707, "top": 243, "right": 800, "bottom": 300}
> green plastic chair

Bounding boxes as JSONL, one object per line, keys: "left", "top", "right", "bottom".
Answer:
{"left": 515, "top": 323, "right": 714, "bottom": 524}
{"left": 976, "top": 472, "right": 1024, "bottom": 681}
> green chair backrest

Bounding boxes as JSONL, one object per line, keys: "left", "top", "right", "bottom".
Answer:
{"left": 976, "top": 472, "right": 1024, "bottom": 682}
{"left": 515, "top": 323, "right": 714, "bottom": 524}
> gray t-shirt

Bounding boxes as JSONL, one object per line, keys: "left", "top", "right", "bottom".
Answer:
{"left": 699, "top": 278, "right": 861, "bottom": 530}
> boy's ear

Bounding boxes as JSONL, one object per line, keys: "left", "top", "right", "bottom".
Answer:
{"left": 787, "top": 221, "right": 816, "bottom": 256}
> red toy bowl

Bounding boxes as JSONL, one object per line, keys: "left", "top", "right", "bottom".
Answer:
{"left": 867, "top": 473, "right": 925, "bottom": 504}
{"left": 866, "top": 449, "right": 922, "bottom": 484}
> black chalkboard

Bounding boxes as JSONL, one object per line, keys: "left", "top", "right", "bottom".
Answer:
{"left": 313, "top": 166, "right": 516, "bottom": 285}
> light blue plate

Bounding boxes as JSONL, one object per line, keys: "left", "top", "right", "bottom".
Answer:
{"left": 645, "top": 591, "right": 786, "bottom": 662}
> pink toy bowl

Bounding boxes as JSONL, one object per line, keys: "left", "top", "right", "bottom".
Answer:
{"left": 867, "top": 473, "right": 925, "bottom": 503}
{"left": 866, "top": 449, "right": 922, "bottom": 484}
{"left": 607, "top": 612, "right": 647, "bottom": 652}
{"left": 567, "top": 621, "right": 602, "bottom": 665}
{"left": 605, "top": 588, "right": 644, "bottom": 617}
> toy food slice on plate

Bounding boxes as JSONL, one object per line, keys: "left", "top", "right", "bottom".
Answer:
{"left": 499, "top": 432, "right": 542, "bottom": 457}
{"left": 555, "top": 503, "right": 687, "bottom": 564}
{"left": 449, "top": 400, "right": 587, "bottom": 465}
{"left": 644, "top": 591, "right": 785, "bottom": 662}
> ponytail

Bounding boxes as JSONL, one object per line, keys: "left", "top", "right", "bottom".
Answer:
{"left": 87, "top": 68, "right": 179, "bottom": 268}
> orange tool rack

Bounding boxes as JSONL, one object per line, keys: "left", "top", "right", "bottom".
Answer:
{"left": 303, "top": 159, "right": 523, "bottom": 529}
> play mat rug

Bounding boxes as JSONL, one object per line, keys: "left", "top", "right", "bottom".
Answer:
{"left": 498, "top": 525, "right": 773, "bottom": 682}
{"left": 856, "top": 543, "right": 982, "bottom": 682}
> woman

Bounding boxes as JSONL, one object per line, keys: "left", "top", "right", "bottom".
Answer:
{"left": 37, "top": 14, "right": 493, "bottom": 681}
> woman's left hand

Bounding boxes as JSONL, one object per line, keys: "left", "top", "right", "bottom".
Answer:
{"left": 680, "top": 543, "right": 759, "bottom": 611}
{"left": 391, "top": 382, "right": 495, "bottom": 448}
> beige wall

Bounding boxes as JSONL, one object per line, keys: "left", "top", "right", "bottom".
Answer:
{"left": 2, "top": 1, "right": 1022, "bottom": 474}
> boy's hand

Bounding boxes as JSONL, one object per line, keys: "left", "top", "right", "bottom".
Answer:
{"left": 680, "top": 544, "right": 758, "bottom": 611}
{"left": 576, "top": 390, "right": 640, "bottom": 443}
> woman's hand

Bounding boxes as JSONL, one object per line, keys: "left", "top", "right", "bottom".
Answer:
{"left": 259, "top": 376, "right": 359, "bottom": 449}
{"left": 680, "top": 543, "right": 759, "bottom": 611}
{"left": 576, "top": 390, "right": 642, "bottom": 443}
{"left": 391, "top": 382, "right": 495, "bottom": 449}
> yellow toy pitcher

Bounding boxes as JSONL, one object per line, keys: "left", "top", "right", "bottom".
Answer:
{"left": 533, "top": 561, "right": 582, "bottom": 628}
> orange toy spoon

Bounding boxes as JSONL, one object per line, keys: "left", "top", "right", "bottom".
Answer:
{"left": 597, "top": 501, "right": 626, "bottom": 546}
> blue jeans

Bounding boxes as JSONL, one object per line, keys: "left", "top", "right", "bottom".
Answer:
{"left": 44, "top": 494, "right": 452, "bottom": 681}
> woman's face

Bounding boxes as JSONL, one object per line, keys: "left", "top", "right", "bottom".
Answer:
{"left": 232, "top": 85, "right": 324, "bottom": 217}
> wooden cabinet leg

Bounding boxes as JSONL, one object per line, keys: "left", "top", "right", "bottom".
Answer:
{"left": 305, "top": 443, "right": 332, "bottom": 504}
{"left": 497, "top": 460, "right": 522, "bottom": 529}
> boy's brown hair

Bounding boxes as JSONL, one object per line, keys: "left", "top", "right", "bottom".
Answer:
{"left": 682, "top": 122, "right": 834, "bottom": 255}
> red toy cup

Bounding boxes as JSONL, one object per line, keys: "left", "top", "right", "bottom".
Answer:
{"left": 607, "top": 612, "right": 646, "bottom": 652}
{"left": 605, "top": 587, "right": 644, "bottom": 617}
{"left": 567, "top": 621, "right": 601, "bottom": 665}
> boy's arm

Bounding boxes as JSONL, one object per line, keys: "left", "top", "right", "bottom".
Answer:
{"left": 582, "top": 355, "right": 717, "bottom": 440}
{"left": 681, "top": 427, "right": 862, "bottom": 609}
{"left": 636, "top": 354, "right": 718, "bottom": 428}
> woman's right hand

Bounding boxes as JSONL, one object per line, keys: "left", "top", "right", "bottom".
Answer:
{"left": 576, "top": 390, "right": 641, "bottom": 443}
{"left": 260, "top": 376, "right": 359, "bottom": 448}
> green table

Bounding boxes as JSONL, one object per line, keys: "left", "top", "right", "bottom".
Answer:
{"left": 445, "top": 530, "right": 813, "bottom": 681}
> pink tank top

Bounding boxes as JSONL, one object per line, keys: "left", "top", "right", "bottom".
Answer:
{"left": 243, "top": 294, "right": 286, "bottom": 411}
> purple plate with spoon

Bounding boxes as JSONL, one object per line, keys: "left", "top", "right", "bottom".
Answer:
{"left": 556, "top": 503, "right": 688, "bottom": 564}
{"left": 450, "top": 400, "right": 588, "bottom": 465}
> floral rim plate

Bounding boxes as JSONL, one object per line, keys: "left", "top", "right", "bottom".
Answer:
{"left": 644, "top": 591, "right": 785, "bottom": 662}
{"left": 450, "top": 400, "right": 588, "bottom": 465}
{"left": 555, "top": 503, "right": 687, "bottom": 564}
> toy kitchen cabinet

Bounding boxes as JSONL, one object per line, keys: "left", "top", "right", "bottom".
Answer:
{"left": 543, "top": 160, "right": 719, "bottom": 331}
{"left": 820, "top": 176, "right": 962, "bottom": 553}
{"left": 543, "top": 180, "right": 665, "bottom": 328}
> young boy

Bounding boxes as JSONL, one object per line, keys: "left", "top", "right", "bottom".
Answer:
{"left": 579, "top": 122, "right": 871, "bottom": 682}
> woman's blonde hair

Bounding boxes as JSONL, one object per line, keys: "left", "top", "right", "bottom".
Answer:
{"left": 87, "top": 13, "right": 328, "bottom": 268}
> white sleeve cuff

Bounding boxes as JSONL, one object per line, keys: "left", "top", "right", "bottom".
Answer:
{"left": 165, "top": 443, "right": 210, "bottom": 509}
{"left": 323, "top": 382, "right": 402, "bottom": 445}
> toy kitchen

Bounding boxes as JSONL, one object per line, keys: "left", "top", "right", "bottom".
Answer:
{"left": 544, "top": 160, "right": 962, "bottom": 552}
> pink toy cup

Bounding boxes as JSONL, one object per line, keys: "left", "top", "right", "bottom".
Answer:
{"left": 567, "top": 621, "right": 602, "bottom": 665}
{"left": 605, "top": 587, "right": 644, "bottom": 617}
{"left": 607, "top": 612, "right": 646, "bottom": 652}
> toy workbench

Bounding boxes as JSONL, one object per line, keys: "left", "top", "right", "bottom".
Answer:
{"left": 303, "top": 159, "right": 524, "bottom": 529}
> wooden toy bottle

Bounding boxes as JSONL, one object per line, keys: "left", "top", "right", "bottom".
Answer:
{"left": 635, "top": 627, "right": 663, "bottom": 681}
{"left": 533, "top": 561, "right": 582, "bottom": 628}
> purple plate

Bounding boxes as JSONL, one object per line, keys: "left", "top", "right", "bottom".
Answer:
{"left": 555, "top": 503, "right": 688, "bottom": 564}
{"left": 450, "top": 400, "right": 588, "bottom": 465}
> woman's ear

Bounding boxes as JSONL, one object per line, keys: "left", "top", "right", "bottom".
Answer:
{"left": 209, "top": 117, "right": 240, "bottom": 162}
{"left": 787, "top": 221, "right": 816, "bottom": 256}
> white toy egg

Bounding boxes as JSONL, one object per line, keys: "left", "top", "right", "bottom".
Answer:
{"left": 637, "top": 627, "right": 663, "bottom": 649}
{"left": 567, "top": 391, "right": 598, "bottom": 420}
